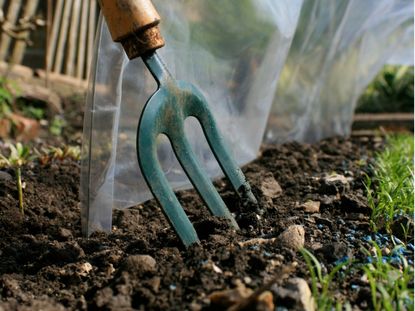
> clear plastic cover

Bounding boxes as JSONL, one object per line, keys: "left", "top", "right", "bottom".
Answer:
{"left": 81, "top": 0, "right": 413, "bottom": 235}
{"left": 265, "top": 0, "right": 414, "bottom": 143}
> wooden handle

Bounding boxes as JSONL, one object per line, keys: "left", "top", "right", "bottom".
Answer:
{"left": 99, "top": 0, "right": 165, "bottom": 59}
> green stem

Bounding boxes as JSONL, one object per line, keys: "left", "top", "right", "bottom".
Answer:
{"left": 16, "top": 166, "right": 23, "bottom": 215}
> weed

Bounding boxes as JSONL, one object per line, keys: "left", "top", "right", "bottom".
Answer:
{"left": 362, "top": 242, "right": 414, "bottom": 311}
{"left": 0, "top": 143, "right": 33, "bottom": 215}
{"left": 301, "top": 242, "right": 414, "bottom": 311}
{"left": 300, "top": 248, "right": 350, "bottom": 310}
{"left": 365, "top": 134, "right": 414, "bottom": 235}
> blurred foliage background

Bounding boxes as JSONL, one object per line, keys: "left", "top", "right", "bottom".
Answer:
{"left": 356, "top": 65, "right": 414, "bottom": 113}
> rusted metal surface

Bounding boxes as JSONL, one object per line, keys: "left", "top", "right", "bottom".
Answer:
{"left": 99, "top": 0, "right": 164, "bottom": 58}
{"left": 121, "top": 25, "right": 164, "bottom": 59}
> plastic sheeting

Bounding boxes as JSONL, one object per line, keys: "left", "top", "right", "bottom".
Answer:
{"left": 265, "top": 0, "right": 414, "bottom": 143}
{"left": 81, "top": 0, "right": 413, "bottom": 235}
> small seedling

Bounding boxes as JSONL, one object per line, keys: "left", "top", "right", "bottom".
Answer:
{"left": 365, "top": 134, "right": 414, "bottom": 236}
{"left": 300, "top": 248, "right": 350, "bottom": 310}
{"left": 361, "top": 242, "right": 414, "bottom": 311}
{"left": 0, "top": 143, "right": 32, "bottom": 215}
{"left": 36, "top": 145, "right": 81, "bottom": 165}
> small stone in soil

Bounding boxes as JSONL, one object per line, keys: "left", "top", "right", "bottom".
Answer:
{"left": 58, "top": 228, "right": 73, "bottom": 240}
{"left": 320, "top": 173, "right": 350, "bottom": 195}
{"left": 277, "top": 225, "right": 305, "bottom": 251}
{"left": 299, "top": 201, "right": 320, "bottom": 213}
{"left": 122, "top": 255, "right": 157, "bottom": 276}
{"left": 209, "top": 280, "right": 253, "bottom": 309}
{"left": 271, "top": 277, "right": 315, "bottom": 311}
{"left": 260, "top": 173, "right": 283, "bottom": 199}
{"left": 77, "top": 262, "right": 93, "bottom": 277}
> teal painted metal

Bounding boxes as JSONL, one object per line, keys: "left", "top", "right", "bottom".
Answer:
{"left": 138, "top": 52, "right": 257, "bottom": 247}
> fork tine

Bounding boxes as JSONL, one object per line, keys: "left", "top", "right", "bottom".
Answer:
{"left": 183, "top": 87, "right": 257, "bottom": 204}
{"left": 168, "top": 127, "right": 239, "bottom": 229}
{"left": 138, "top": 107, "right": 199, "bottom": 247}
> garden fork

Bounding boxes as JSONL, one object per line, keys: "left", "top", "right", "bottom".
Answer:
{"left": 99, "top": 0, "right": 257, "bottom": 247}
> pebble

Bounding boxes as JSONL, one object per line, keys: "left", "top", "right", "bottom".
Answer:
{"left": 202, "top": 260, "right": 223, "bottom": 274}
{"left": 123, "top": 255, "right": 157, "bottom": 276}
{"left": 243, "top": 276, "right": 252, "bottom": 284}
{"left": 247, "top": 291, "right": 274, "bottom": 311}
{"left": 260, "top": 173, "right": 283, "bottom": 199}
{"left": 77, "top": 262, "right": 93, "bottom": 277}
{"left": 300, "top": 201, "right": 320, "bottom": 213}
{"left": 381, "top": 247, "right": 391, "bottom": 256}
{"left": 321, "top": 173, "right": 350, "bottom": 195}
{"left": 77, "top": 262, "right": 92, "bottom": 276}
{"left": 277, "top": 225, "right": 305, "bottom": 251}
{"left": 105, "top": 264, "right": 115, "bottom": 277}
{"left": 209, "top": 280, "right": 253, "bottom": 308}
{"left": 271, "top": 278, "right": 315, "bottom": 311}
{"left": 311, "top": 242, "right": 323, "bottom": 250}
{"left": 148, "top": 276, "right": 161, "bottom": 293}
{"left": 58, "top": 228, "right": 73, "bottom": 240}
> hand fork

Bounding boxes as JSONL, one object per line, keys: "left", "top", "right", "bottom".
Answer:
{"left": 99, "top": 0, "right": 257, "bottom": 247}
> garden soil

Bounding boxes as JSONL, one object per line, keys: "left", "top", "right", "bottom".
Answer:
{"left": 0, "top": 107, "right": 413, "bottom": 310}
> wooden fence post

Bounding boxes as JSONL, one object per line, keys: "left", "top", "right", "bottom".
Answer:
{"left": 65, "top": 0, "right": 80, "bottom": 76}
{"left": 10, "top": 0, "right": 40, "bottom": 65}
{"left": 0, "top": 0, "right": 22, "bottom": 61}
{"left": 46, "top": 0, "right": 63, "bottom": 73}
{"left": 53, "top": 0, "right": 73, "bottom": 73}
{"left": 86, "top": 0, "right": 97, "bottom": 81}
{"left": 76, "top": 0, "right": 89, "bottom": 79}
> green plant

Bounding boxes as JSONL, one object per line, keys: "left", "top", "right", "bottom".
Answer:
{"left": 49, "top": 116, "right": 67, "bottom": 136}
{"left": 0, "top": 143, "right": 33, "bottom": 215}
{"left": 357, "top": 65, "right": 414, "bottom": 113}
{"left": 15, "top": 98, "right": 46, "bottom": 120}
{"left": 365, "top": 134, "right": 414, "bottom": 234}
{"left": 362, "top": 243, "right": 414, "bottom": 311}
{"left": 300, "top": 248, "right": 350, "bottom": 310}
{"left": 0, "top": 78, "right": 13, "bottom": 118}
{"left": 36, "top": 145, "right": 81, "bottom": 165}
